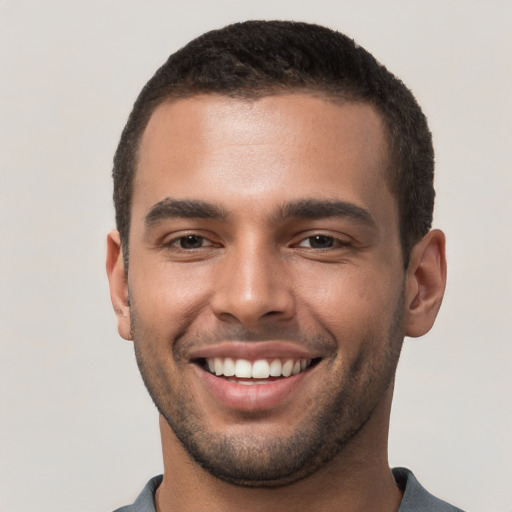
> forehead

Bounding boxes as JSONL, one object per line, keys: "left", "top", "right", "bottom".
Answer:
{"left": 134, "top": 93, "right": 394, "bottom": 228}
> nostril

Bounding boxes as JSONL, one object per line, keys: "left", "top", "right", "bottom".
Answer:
{"left": 263, "top": 310, "right": 283, "bottom": 317}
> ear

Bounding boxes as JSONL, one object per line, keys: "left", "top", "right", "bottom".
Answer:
{"left": 404, "top": 229, "right": 447, "bottom": 338}
{"left": 106, "top": 230, "right": 132, "bottom": 340}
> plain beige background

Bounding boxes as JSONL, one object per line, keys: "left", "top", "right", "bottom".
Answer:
{"left": 1, "top": 1, "right": 511, "bottom": 511}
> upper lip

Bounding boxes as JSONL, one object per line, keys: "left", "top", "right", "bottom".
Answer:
{"left": 187, "top": 341, "right": 324, "bottom": 362}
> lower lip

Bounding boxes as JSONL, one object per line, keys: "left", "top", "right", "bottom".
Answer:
{"left": 196, "top": 366, "right": 309, "bottom": 412}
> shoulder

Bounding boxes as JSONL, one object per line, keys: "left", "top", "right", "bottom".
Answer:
{"left": 113, "top": 470, "right": 464, "bottom": 512}
{"left": 393, "top": 467, "right": 465, "bottom": 512}
{"left": 112, "top": 475, "right": 163, "bottom": 512}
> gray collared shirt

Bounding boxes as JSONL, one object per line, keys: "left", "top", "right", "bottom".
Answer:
{"left": 113, "top": 467, "right": 465, "bottom": 511}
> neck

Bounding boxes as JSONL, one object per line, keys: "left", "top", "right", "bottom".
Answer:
{"left": 156, "top": 386, "right": 402, "bottom": 512}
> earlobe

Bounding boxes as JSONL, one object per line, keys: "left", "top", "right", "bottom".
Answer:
{"left": 404, "top": 229, "right": 447, "bottom": 338}
{"left": 106, "top": 230, "right": 132, "bottom": 341}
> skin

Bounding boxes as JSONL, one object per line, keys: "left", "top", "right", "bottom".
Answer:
{"left": 106, "top": 94, "right": 446, "bottom": 512}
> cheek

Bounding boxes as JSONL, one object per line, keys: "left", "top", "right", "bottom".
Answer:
{"left": 129, "top": 262, "right": 213, "bottom": 338}
{"left": 296, "top": 264, "right": 402, "bottom": 344}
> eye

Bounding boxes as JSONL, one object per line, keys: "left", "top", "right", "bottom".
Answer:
{"left": 294, "top": 233, "right": 354, "bottom": 251}
{"left": 160, "top": 231, "right": 222, "bottom": 261}
{"left": 306, "top": 235, "right": 334, "bottom": 248}
{"left": 170, "top": 234, "right": 213, "bottom": 250}
{"left": 298, "top": 235, "right": 338, "bottom": 249}
{"left": 178, "top": 235, "right": 206, "bottom": 249}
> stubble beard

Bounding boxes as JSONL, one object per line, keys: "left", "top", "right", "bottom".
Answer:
{"left": 131, "top": 291, "right": 405, "bottom": 488}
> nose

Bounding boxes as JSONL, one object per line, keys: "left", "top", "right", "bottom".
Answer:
{"left": 210, "top": 242, "right": 296, "bottom": 328}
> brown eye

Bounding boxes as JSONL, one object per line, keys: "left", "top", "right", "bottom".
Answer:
{"left": 305, "top": 235, "right": 335, "bottom": 248}
{"left": 178, "top": 235, "right": 206, "bottom": 249}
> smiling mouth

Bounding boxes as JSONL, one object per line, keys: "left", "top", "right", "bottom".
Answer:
{"left": 199, "top": 357, "right": 321, "bottom": 384}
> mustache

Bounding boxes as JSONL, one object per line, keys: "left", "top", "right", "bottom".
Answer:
{"left": 173, "top": 323, "right": 338, "bottom": 355}
{"left": 128, "top": 307, "right": 338, "bottom": 356}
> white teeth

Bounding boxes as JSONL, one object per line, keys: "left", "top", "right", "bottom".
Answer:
{"left": 252, "top": 360, "right": 270, "bottom": 378}
{"left": 234, "top": 359, "right": 252, "bottom": 378}
{"left": 223, "top": 357, "right": 235, "bottom": 377}
{"left": 281, "top": 360, "right": 294, "bottom": 377}
{"left": 234, "top": 379, "right": 272, "bottom": 385}
{"left": 269, "top": 359, "right": 282, "bottom": 377}
{"left": 206, "top": 357, "right": 313, "bottom": 380}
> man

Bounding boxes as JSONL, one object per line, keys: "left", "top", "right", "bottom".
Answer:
{"left": 106, "top": 20, "right": 462, "bottom": 512}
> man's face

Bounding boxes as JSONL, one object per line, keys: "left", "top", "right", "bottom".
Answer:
{"left": 115, "top": 94, "right": 408, "bottom": 485}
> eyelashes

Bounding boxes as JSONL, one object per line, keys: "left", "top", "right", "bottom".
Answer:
{"left": 163, "top": 232, "right": 353, "bottom": 253}
{"left": 295, "top": 234, "right": 351, "bottom": 250}
{"left": 172, "top": 234, "right": 217, "bottom": 250}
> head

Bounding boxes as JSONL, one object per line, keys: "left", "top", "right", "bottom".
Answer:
{"left": 107, "top": 21, "right": 446, "bottom": 489}
{"left": 113, "top": 20, "right": 434, "bottom": 270}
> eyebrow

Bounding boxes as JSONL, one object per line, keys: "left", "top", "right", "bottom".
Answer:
{"left": 145, "top": 198, "right": 229, "bottom": 227}
{"left": 145, "top": 197, "right": 376, "bottom": 230}
{"left": 273, "top": 199, "right": 377, "bottom": 229}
